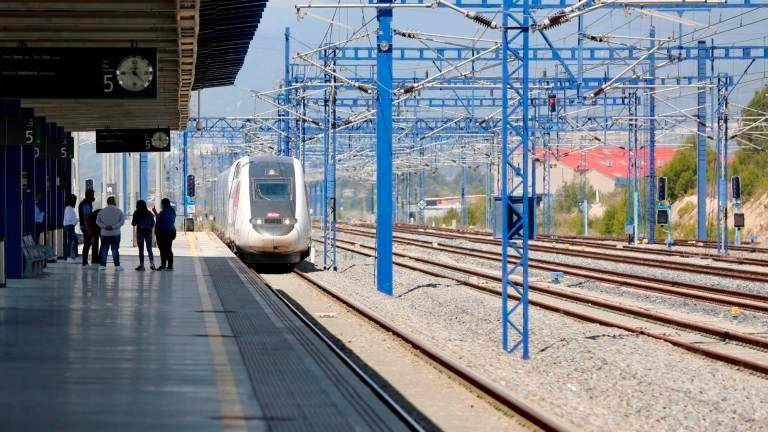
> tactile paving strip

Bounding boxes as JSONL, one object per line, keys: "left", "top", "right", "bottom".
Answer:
{"left": 202, "top": 257, "right": 410, "bottom": 432}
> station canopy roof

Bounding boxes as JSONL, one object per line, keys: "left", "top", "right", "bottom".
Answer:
{"left": 1, "top": 0, "right": 269, "bottom": 131}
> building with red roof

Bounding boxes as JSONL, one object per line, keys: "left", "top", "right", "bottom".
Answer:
{"left": 539, "top": 146, "right": 679, "bottom": 195}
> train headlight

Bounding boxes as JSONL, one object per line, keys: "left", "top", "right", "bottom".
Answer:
{"left": 283, "top": 218, "right": 292, "bottom": 225}
{"left": 251, "top": 217, "right": 264, "bottom": 225}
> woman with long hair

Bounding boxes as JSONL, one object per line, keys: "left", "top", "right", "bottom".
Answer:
{"left": 153, "top": 198, "right": 176, "bottom": 271}
{"left": 131, "top": 200, "right": 156, "bottom": 271}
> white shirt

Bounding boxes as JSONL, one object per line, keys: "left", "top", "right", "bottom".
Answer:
{"left": 63, "top": 206, "right": 79, "bottom": 226}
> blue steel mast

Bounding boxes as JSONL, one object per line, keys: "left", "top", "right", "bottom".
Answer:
{"left": 376, "top": 0, "right": 394, "bottom": 296}
{"left": 696, "top": 40, "right": 708, "bottom": 241}
{"left": 500, "top": 0, "right": 531, "bottom": 358}
{"left": 282, "top": 27, "right": 292, "bottom": 157}
{"left": 647, "top": 26, "right": 657, "bottom": 242}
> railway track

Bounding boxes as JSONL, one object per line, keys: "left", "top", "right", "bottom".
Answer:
{"left": 384, "top": 223, "right": 768, "bottom": 266}
{"left": 334, "top": 225, "right": 768, "bottom": 314}
{"left": 318, "top": 236, "right": 768, "bottom": 376}
{"left": 534, "top": 235, "right": 768, "bottom": 267}
{"left": 356, "top": 223, "right": 768, "bottom": 283}
{"left": 240, "top": 263, "right": 425, "bottom": 432}
{"left": 288, "top": 269, "right": 570, "bottom": 432}
{"left": 540, "top": 232, "right": 768, "bottom": 254}
{"left": 412, "top": 225, "right": 768, "bottom": 254}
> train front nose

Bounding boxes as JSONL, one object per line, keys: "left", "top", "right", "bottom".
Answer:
{"left": 247, "top": 211, "right": 303, "bottom": 253}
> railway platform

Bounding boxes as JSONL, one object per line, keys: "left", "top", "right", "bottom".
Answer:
{"left": 0, "top": 232, "right": 413, "bottom": 431}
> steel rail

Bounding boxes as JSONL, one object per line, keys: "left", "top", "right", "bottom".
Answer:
{"left": 322, "top": 238, "right": 768, "bottom": 375}
{"left": 240, "top": 264, "right": 426, "bottom": 432}
{"left": 383, "top": 224, "right": 768, "bottom": 283}
{"left": 335, "top": 225, "right": 768, "bottom": 313}
{"left": 291, "top": 269, "right": 571, "bottom": 432}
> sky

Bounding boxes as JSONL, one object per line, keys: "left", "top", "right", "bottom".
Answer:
{"left": 196, "top": 1, "right": 768, "bottom": 119}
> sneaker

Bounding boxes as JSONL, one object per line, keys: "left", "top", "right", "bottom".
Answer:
{"left": 115, "top": 266, "right": 124, "bottom": 272}
{"left": 135, "top": 265, "right": 145, "bottom": 271}
{"left": 150, "top": 264, "right": 156, "bottom": 271}
{"left": 156, "top": 266, "right": 166, "bottom": 271}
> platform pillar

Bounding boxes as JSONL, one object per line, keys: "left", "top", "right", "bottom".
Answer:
{"left": 1, "top": 100, "right": 23, "bottom": 278}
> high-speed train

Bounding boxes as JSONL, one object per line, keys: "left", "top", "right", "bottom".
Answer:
{"left": 209, "top": 155, "right": 311, "bottom": 266}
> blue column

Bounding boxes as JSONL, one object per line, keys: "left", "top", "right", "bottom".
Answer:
{"left": 21, "top": 109, "right": 36, "bottom": 239}
{"left": 501, "top": 0, "right": 531, "bottom": 358}
{"left": 139, "top": 152, "right": 148, "bottom": 200}
{"left": 182, "top": 130, "right": 189, "bottom": 220}
{"left": 648, "top": 27, "right": 657, "bottom": 242}
{"left": 282, "top": 27, "right": 292, "bottom": 156}
{"left": 460, "top": 164, "right": 467, "bottom": 226}
{"left": 696, "top": 41, "right": 708, "bottom": 241}
{"left": 376, "top": 0, "right": 393, "bottom": 296}
{"left": 2, "top": 100, "right": 23, "bottom": 278}
{"left": 121, "top": 153, "right": 128, "bottom": 213}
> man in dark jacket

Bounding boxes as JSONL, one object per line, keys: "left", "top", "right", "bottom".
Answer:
{"left": 78, "top": 190, "right": 99, "bottom": 266}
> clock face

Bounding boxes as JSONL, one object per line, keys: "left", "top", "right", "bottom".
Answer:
{"left": 115, "top": 55, "right": 154, "bottom": 92}
{"left": 151, "top": 131, "right": 170, "bottom": 149}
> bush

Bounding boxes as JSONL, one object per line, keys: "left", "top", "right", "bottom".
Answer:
{"left": 595, "top": 192, "right": 628, "bottom": 236}
{"left": 555, "top": 180, "right": 595, "bottom": 214}
{"left": 661, "top": 135, "right": 716, "bottom": 202}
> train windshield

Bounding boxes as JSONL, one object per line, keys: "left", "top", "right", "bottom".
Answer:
{"left": 252, "top": 180, "right": 291, "bottom": 201}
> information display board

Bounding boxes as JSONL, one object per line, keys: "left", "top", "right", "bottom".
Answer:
{"left": 0, "top": 116, "right": 44, "bottom": 147}
{"left": 0, "top": 48, "right": 158, "bottom": 99}
{"left": 96, "top": 128, "right": 171, "bottom": 153}
{"left": 37, "top": 126, "right": 73, "bottom": 159}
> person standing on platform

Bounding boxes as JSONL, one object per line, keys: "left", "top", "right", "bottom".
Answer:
{"left": 89, "top": 208, "right": 102, "bottom": 262}
{"left": 131, "top": 200, "right": 156, "bottom": 271}
{"left": 34, "top": 192, "right": 45, "bottom": 244}
{"left": 78, "top": 190, "right": 99, "bottom": 266}
{"left": 153, "top": 198, "right": 176, "bottom": 271}
{"left": 97, "top": 196, "right": 125, "bottom": 271}
{"left": 63, "top": 194, "right": 79, "bottom": 263}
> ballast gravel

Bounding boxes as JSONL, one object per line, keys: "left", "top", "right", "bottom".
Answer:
{"left": 380, "top": 227, "right": 768, "bottom": 297}
{"left": 305, "top": 237, "right": 768, "bottom": 432}
{"left": 338, "top": 229, "right": 768, "bottom": 332}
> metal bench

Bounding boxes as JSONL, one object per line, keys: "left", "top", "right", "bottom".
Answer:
{"left": 22, "top": 236, "right": 46, "bottom": 276}
{"left": 0, "top": 237, "right": 5, "bottom": 287}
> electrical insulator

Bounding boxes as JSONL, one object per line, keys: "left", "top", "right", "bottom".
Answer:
{"left": 731, "top": 176, "right": 741, "bottom": 200}
{"left": 187, "top": 174, "right": 196, "bottom": 198}
{"left": 657, "top": 176, "right": 668, "bottom": 202}
{"left": 548, "top": 94, "right": 557, "bottom": 113}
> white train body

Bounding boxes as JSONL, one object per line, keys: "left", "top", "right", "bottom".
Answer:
{"left": 209, "top": 155, "right": 311, "bottom": 265}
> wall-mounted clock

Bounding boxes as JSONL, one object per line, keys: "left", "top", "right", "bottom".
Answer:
{"left": 116, "top": 55, "right": 154, "bottom": 92}
{"left": 151, "top": 130, "right": 170, "bottom": 150}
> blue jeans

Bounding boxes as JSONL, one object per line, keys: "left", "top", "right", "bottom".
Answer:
{"left": 100, "top": 235, "right": 121, "bottom": 267}
{"left": 64, "top": 225, "right": 76, "bottom": 259}
{"left": 137, "top": 233, "right": 154, "bottom": 265}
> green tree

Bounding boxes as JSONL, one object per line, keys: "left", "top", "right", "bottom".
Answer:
{"left": 595, "top": 192, "right": 628, "bottom": 236}
{"left": 731, "top": 85, "right": 768, "bottom": 199}
{"left": 555, "top": 180, "right": 595, "bottom": 213}
{"left": 660, "top": 135, "right": 715, "bottom": 202}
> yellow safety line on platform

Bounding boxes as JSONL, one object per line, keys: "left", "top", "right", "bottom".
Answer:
{"left": 187, "top": 234, "right": 247, "bottom": 432}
